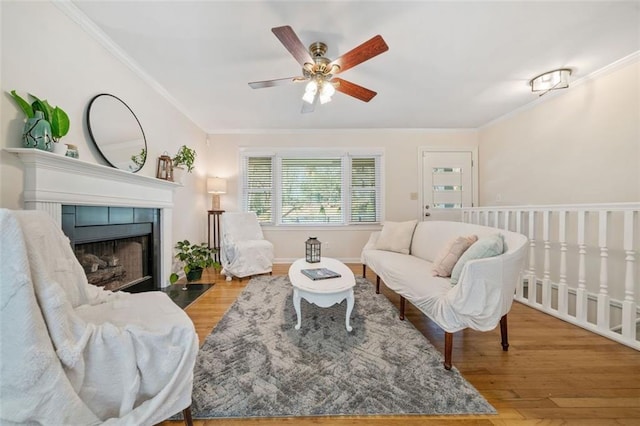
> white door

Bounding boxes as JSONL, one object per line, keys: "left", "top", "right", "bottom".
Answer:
{"left": 422, "top": 151, "right": 473, "bottom": 221}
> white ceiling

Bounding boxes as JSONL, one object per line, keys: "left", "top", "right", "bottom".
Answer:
{"left": 70, "top": 1, "right": 639, "bottom": 132}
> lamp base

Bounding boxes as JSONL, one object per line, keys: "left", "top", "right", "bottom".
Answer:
{"left": 211, "top": 194, "right": 221, "bottom": 210}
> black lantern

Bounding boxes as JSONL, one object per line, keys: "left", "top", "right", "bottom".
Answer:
{"left": 305, "top": 237, "right": 321, "bottom": 263}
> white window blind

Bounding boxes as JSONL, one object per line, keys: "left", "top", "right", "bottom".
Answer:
{"left": 280, "top": 158, "right": 343, "bottom": 224}
{"left": 350, "top": 157, "right": 380, "bottom": 223}
{"left": 243, "top": 156, "right": 273, "bottom": 223}
{"left": 241, "top": 150, "right": 383, "bottom": 226}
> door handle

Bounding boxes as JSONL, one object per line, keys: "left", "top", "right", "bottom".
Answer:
{"left": 425, "top": 212, "right": 431, "bottom": 217}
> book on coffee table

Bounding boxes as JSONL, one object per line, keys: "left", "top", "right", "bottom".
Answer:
{"left": 300, "top": 268, "right": 342, "bottom": 280}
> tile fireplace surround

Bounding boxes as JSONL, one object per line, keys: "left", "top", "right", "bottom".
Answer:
{"left": 6, "top": 148, "right": 180, "bottom": 288}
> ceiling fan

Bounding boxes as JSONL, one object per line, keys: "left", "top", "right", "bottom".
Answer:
{"left": 248, "top": 26, "right": 389, "bottom": 113}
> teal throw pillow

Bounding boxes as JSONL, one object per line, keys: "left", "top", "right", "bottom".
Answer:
{"left": 450, "top": 233, "right": 504, "bottom": 284}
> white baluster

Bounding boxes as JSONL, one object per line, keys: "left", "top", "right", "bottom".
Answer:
{"left": 515, "top": 211, "right": 525, "bottom": 300}
{"left": 576, "top": 210, "right": 588, "bottom": 323}
{"left": 597, "top": 210, "right": 610, "bottom": 330}
{"left": 494, "top": 210, "right": 500, "bottom": 228}
{"left": 557, "top": 210, "right": 568, "bottom": 316}
{"left": 621, "top": 211, "right": 637, "bottom": 340}
{"left": 503, "top": 210, "right": 511, "bottom": 231}
{"left": 483, "top": 210, "right": 490, "bottom": 226}
{"left": 542, "top": 211, "right": 552, "bottom": 309}
{"left": 527, "top": 210, "right": 537, "bottom": 305}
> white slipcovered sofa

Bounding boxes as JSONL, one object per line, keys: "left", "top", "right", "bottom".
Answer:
{"left": 361, "top": 220, "right": 528, "bottom": 369}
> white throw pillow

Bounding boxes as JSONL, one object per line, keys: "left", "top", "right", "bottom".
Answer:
{"left": 431, "top": 235, "right": 478, "bottom": 277}
{"left": 375, "top": 220, "right": 418, "bottom": 254}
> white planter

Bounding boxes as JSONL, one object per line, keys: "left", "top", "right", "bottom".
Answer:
{"left": 172, "top": 167, "right": 185, "bottom": 183}
{"left": 52, "top": 142, "right": 68, "bottom": 155}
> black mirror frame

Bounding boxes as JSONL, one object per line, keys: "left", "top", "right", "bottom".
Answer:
{"left": 86, "top": 93, "right": 147, "bottom": 173}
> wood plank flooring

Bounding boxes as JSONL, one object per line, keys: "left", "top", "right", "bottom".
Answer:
{"left": 160, "top": 264, "right": 640, "bottom": 426}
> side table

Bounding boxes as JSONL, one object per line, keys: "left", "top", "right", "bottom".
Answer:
{"left": 207, "top": 210, "right": 224, "bottom": 263}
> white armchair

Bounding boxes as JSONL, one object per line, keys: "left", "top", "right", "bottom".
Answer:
{"left": 220, "top": 212, "right": 274, "bottom": 281}
{"left": 0, "top": 209, "right": 198, "bottom": 425}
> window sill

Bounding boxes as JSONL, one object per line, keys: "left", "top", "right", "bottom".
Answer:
{"left": 261, "top": 224, "right": 382, "bottom": 232}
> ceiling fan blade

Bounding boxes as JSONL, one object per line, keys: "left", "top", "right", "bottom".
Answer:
{"left": 272, "top": 26, "right": 313, "bottom": 67}
{"left": 329, "top": 35, "right": 389, "bottom": 74}
{"left": 248, "top": 76, "right": 306, "bottom": 89}
{"left": 301, "top": 92, "right": 318, "bottom": 114}
{"left": 332, "top": 78, "right": 377, "bottom": 102}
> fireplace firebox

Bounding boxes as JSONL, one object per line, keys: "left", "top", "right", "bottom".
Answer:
{"left": 62, "top": 205, "right": 160, "bottom": 292}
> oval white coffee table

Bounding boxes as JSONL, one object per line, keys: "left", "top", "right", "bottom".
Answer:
{"left": 288, "top": 257, "right": 356, "bottom": 332}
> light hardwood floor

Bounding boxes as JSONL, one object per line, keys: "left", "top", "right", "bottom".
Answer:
{"left": 161, "top": 264, "right": 640, "bottom": 426}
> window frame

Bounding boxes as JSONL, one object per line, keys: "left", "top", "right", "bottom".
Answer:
{"left": 240, "top": 147, "right": 384, "bottom": 227}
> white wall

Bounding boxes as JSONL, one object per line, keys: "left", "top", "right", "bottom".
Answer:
{"left": 0, "top": 2, "right": 209, "bottom": 252}
{"left": 206, "top": 130, "right": 478, "bottom": 261}
{"left": 478, "top": 58, "right": 640, "bottom": 206}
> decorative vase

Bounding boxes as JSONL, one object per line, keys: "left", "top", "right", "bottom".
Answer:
{"left": 52, "top": 142, "right": 68, "bottom": 156}
{"left": 22, "top": 111, "right": 52, "bottom": 151}
{"left": 186, "top": 267, "right": 203, "bottom": 282}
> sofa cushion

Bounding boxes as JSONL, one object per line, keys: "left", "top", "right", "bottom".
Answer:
{"left": 375, "top": 220, "right": 417, "bottom": 254}
{"left": 431, "top": 235, "right": 478, "bottom": 277}
{"left": 450, "top": 233, "right": 504, "bottom": 284}
{"left": 363, "top": 249, "right": 452, "bottom": 305}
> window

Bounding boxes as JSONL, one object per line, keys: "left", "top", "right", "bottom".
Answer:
{"left": 241, "top": 149, "right": 383, "bottom": 226}
{"left": 351, "top": 157, "right": 378, "bottom": 223}
{"left": 245, "top": 156, "right": 273, "bottom": 223}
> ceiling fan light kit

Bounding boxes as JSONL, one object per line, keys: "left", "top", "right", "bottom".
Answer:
{"left": 530, "top": 68, "right": 571, "bottom": 96}
{"left": 248, "top": 25, "right": 389, "bottom": 113}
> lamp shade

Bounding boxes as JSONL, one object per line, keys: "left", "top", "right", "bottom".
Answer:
{"left": 207, "top": 177, "right": 227, "bottom": 194}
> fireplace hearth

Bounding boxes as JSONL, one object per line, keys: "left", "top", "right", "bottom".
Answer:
{"left": 62, "top": 205, "right": 160, "bottom": 292}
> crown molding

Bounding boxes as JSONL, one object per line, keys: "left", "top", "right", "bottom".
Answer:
{"left": 52, "top": 0, "right": 204, "bottom": 132}
{"left": 205, "top": 127, "right": 479, "bottom": 135}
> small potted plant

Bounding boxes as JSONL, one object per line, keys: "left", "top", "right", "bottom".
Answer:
{"left": 9, "top": 91, "right": 70, "bottom": 154}
{"left": 171, "top": 145, "right": 196, "bottom": 183}
{"left": 169, "top": 240, "right": 219, "bottom": 285}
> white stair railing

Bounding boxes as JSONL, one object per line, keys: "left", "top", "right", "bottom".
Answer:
{"left": 461, "top": 203, "right": 639, "bottom": 350}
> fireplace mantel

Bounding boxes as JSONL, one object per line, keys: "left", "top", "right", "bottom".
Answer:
{"left": 6, "top": 148, "right": 180, "bottom": 287}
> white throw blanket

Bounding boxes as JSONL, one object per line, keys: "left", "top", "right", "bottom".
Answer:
{"left": 0, "top": 209, "right": 198, "bottom": 425}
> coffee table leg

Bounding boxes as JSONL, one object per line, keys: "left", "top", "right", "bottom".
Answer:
{"left": 345, "top": 289, "right": 354, "bottom": 332}
{"left": 293, "top": 288, "right": 302, "bottom": 330}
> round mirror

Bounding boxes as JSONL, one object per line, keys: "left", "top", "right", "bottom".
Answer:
{"left": 87, "top": 94, "right": 147, "bottom": 172}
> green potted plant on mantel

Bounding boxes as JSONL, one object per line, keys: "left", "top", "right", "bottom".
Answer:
{"left": 171, "top": 145, "right": 196, "bottom": 183}
{"left": 169, "top": 240, "right": 219, "bottom": 286}
{"left": 9, "top": 91, "right": 70, "bottom": 154}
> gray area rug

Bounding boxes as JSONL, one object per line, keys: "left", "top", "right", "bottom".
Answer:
{"left": 189, "top": 275, "right": 495, "bottom": 418}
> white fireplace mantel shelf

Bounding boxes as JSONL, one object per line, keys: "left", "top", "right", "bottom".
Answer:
{"left": 6, "top": 148, "right": 180, "bottom": 208}
{"left": 7, "top": 147, "right": 180, "bottom": 287}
